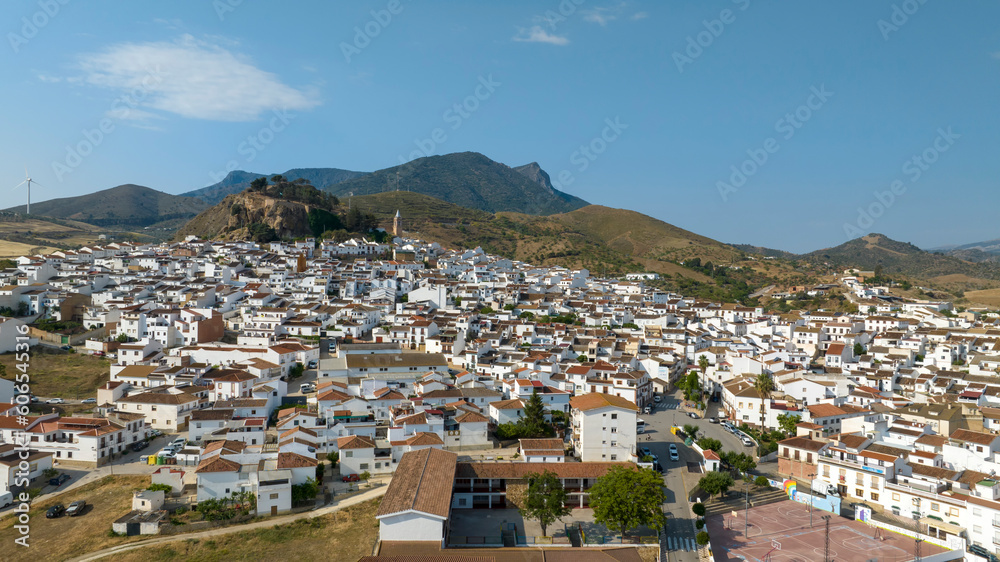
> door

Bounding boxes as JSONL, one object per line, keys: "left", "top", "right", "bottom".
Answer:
{"left": 271, "top": 505, "right": 277, "bottom": 516}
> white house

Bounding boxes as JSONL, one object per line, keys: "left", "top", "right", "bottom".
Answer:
{"left": 376, "top": 448, "right": 457, "bottom": 544}
{"left": 569, "top": 393, "right": 638, "bottom": 462}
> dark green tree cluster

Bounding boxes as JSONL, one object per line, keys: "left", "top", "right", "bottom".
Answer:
{"left": 589, "top": 466, "right": 666, "bottom": 536}
{"left": 494, "top": 390, "right": 554, "bottom": 440}
{"left": 196, "top": 490, "right": 256, "bottom": 521}
{"left": 248, "top": 222, "right": 278, "bottom": 243}
{"left": 519, "top": 471, "right": 571, "bottom": 537}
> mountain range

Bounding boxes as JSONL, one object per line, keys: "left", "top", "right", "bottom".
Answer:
{"left": 4, "top": 151, "right": 1000, "bottom": 300}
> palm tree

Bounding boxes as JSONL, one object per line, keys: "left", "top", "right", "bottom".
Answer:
{"left": 753, "top": 373, "right": 775, "bottom": 431}
{"left": 698, "top": 355, "right": 709, "bottom": 373}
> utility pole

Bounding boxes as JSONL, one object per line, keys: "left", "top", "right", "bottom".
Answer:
{"left": 913, "top": 514, "right": 922, "bottom": 562}
{"left": 822, "top": 515, "right": 831, "bottom": 562}
{"left": 808, "top": 472, "right": 815, "bottom": 527}
{"left": 744, "top": 481, "right": 751, "bottom": 537}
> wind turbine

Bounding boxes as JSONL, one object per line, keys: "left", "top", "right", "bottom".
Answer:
{"left": 13, "top": 168, "right": 43, "bottom": 215}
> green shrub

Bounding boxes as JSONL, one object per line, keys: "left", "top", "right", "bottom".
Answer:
{"left": 692, "top": 502, "right": 706, "bottom": 517}
{"left": 148, "top": 483, "right": 172, "bottom": 493}
{"left": 696, "top": 531, "right": 710, "bottom": 546}
{"left": 695, "top": 519, "right": 705, "bottom": 529}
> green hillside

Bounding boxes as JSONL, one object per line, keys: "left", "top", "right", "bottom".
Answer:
{"left": 4, "top": 184, "right": 208, "bottom": 228}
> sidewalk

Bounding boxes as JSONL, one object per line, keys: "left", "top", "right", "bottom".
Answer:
{"left": 69, "top": 485, "right": 387, "bottom": 562}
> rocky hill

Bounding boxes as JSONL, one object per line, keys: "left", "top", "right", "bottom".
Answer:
{"left": 182, "top": 168, "right": 365, "bottom": 205}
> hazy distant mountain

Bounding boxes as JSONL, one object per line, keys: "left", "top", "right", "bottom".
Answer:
{"left": 4, "top": 184, "right": 208, "bottom": 228}
{"left": 800, "top": 233, "right": 1000, "bottom": 279}
{"left": 326, "top": 152, "right": 588, "bottom": 215}
{"left": 182, "top": 167, "right": 365, "bottom": 205}
{"left": 929, "top": 238, "right": 1000, "bottom": 263}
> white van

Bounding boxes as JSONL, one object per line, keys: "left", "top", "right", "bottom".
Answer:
{"left": 0, "top": 491, "right": 13, "bottom": 509}
{"left": 636, "top": 419, "right": 646, "bottom": 434}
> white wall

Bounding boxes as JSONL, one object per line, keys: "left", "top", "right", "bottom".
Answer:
{"left": 379, "top": 511, "right": 445, "bottom": 542}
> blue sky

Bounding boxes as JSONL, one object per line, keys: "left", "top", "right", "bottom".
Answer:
{"left": 3, "top": 1, "right": 999, "bottom": 253}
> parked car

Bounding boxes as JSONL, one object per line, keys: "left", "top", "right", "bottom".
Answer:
{"left": 66, "top": 500, "right": 87, "bottom": 517}
{"left": 46, "top": 398, "right": 65, "bottom": 404}
{"left": 0, "top": 491, "right": 13, "bottom": 508}
{"left": 741, "top": 437, "right": 755, "bottom": 447}
{"left": 668, "top": 444, "right": 679, "bottom": 462}
{"left": 342, "top": 474, "right": 360, "bottom": 482}
{"left": 643, "top": 406, "right": 651, "bottom": 415}
{"left": 653, "top": 395, "right": 662, "bottom": 403}
{"left": 131, "top": 441, "right": 148, "bottom": 452}
{"left": 687, "top": 412, "right": 699, "bottom": 419}
{"left": 149, "top": 429, "right": 162, "bottom": 437}
{"left": 30, "top": 396, "right": 40, "bottom": 403}
{"left": 158, "top": 450, "right": 177, "bottom": 459}
{"left": 307, "top": 360, "right": 317, "bottom": 369}
{"left": 170, "top": 437, "right": 186, "bottom": 447}
{"left": 49, "top": 474, "right": 70, "bottom": 487}
{"left": 60, "top": 345, "right": 72, "bottom": 351}
{"left": 640, "top": 447, "right": 652, "bottom": 458}
{"left": 82, "top": 398, "right": 97, "bottom": 404}
{"left": 708, "top": 417, "right": 718, "bottom": 424}
{"left": 45, "top": 504, "right": 65, "bottom": 518}
{"left": 300, "top": 383, "right": 316, "bottom": 393}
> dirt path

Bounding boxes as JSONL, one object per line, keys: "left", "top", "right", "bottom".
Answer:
{"left": 69, "top": 486, "right": 387, "bottom": 562}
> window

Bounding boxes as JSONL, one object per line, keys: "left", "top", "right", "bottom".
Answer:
{"left": 931, "top": 503, "right": 940, "bottom": 512}
{"left": 892, "top": 493, "right": 901, "bottom": 501}
{"left": 270, "top": 493, "right": 278, "bottom": 499}
{"left": 360, "top": 463, "right": 369, "bottom": 470}
{"left": 611, "top": 427, "right": 617, "bottom": 433}
{"left": 611, "top": 441, "right": 617, "bottom": 447}
{"left": 949, "top": 507, "right": 959, "bottom": 517}
{"left": 458, "top": 498, "right": 467, "bottom": 506}
{"left": 871, "top": 492, "right": 879, "bottom": 501}
{"left": 856, "top": 489, "right": 863, "bottom": 497}
{"left": 611, "top": 413, "right": 617, "bottom": 420}
{"left": 345, "top": 451, "right": 353, "bottom": 458}
{"left": 610, "top": 455, "right": 617, "bottom": 461}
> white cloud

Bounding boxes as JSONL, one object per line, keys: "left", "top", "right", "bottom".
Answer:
{"left": 512, "top": 26, "right": 570, "bottom": 46}
{"left": 631, "top": 12, "right": 648, "bottom": 20}
{"left": 583, "top": 8, "right": 617, "bottom": 26}
{"left": 75, "top": 35, "right": 320, "bottom": 122}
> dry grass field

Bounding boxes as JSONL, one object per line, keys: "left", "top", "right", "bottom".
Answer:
{"left": 111, "top": 497, "right": 382, "bottom": 562}
{"left": 0, "top": 350, "right": 111, "bottom": 399}
{"left": 0, "top": 475, "right": 151, "bottom": 562}
{"left": 966, "top": 288, "right": 1000, "bottom": 308}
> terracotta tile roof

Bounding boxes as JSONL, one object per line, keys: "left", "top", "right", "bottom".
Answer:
{"left": 377, "top": 448, "right": 457, "bottom": 519}
{"left": 569, "top": 393, "right": 637, "bottom": 412}
{"left": 195, "top": 456, "right": 241, "bottom": 473}
{"left": 338, "top": 435, "right": 375, "bottom": 449}
{"left": 277, "top": 451, "right": 318, "bottom": 469}
{"left": 391, "top": 432, "right": 444, "bottom": 447}
{"left": 951, "top": 428, "right": 998, "bottom": 446}
{"left": 455, "top": 461, "right": 632, "bottom": 480}
{"left": 454, "top": 411, "right": 488, "bottom": 424}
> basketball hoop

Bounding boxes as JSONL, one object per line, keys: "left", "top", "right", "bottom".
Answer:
{"left": 763, "top": 538, "right": 781, "bottom": 562}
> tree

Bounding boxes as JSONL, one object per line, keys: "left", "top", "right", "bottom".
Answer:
{"left": 692, "top": 502, "right": 706, "bottom": 517}
{"left": 520, "top": 390, "right": 551, "bottom": 438}
{"left": 683, "top": 424, "right": 699, "bottom": 440}
{"left": 519, "top": 471, "right": 571, "bottom": 537}
{"left": 698, "top": 355, "right": 709, "bottom": 373}
{"left": 250, "top": 177, "right": 268, "bottom": 191}
{"left": 589, "top": 466, "right": 666, "bottom": 536}
{"left": 753, "top": 373, "right": 774, "bottom": 429}
{"left": 696, "top": 438, "right": 722, "bottom": 452}
{"left": 326, "top": 451, "right": 339, "bottom": 467}
{"left": 724, "top": 452, "right": 756, "bottom": 476}
{"left": 696, "top": 531, "right": 710, "bottom": 546}
{"left": 754, "top": 475, "right": 770, "bottom": 488}
{"left": 248, "top": 222, "right": 278, "bottom": 243}
{"left": 853, "top": 342, "right": 865, "bottom": 357}
{"left": 577, "top": 355, "right": 588, "bottom": 363}
{"left": 776, "top": 413, "right": 800, "bottom": 435}
{"left": 697, "top": 471, "right": 734, "bottom": 500}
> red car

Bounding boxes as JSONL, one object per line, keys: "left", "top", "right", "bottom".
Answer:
{"left": 342, "top": 474, "right": 360, "bottom": 482}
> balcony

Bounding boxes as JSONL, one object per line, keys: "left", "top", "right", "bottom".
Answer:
{"left": 994, "top": 518, "right": 1000, "bottom": 529}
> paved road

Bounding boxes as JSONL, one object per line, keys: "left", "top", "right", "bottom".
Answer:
{"left": 645, "top": 389, "right": 760, "bottom": 560}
